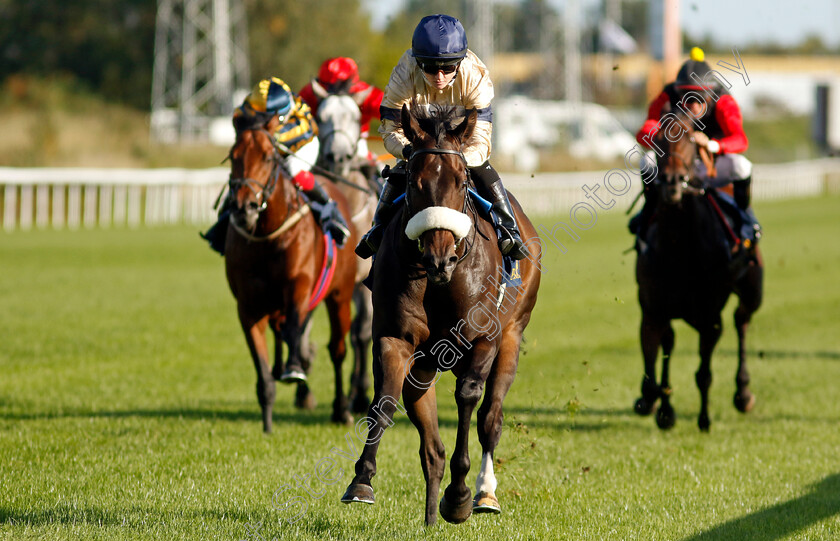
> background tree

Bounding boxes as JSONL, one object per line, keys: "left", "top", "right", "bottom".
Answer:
{"left": 246, "top": 0, "right": 381, "bottom": 92}
{"left": 0, "top": 0, "right": 156, "bottom": 109}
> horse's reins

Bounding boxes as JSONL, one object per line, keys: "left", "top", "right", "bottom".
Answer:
{"left": 629, "top": 131, "right": 712, "bottom": 214}
{"left": 228, "top": 130, "right": 285, "bottom": 211}
{"left": 698, "top": 145, "right": 717, "bottom": 179}
{"left": 227, "top": 129, "right": 310, "bottom": 241}
{"left": 659, "top": 139, "right": 706, "bottom": 197}
{"left": 273, "top": 136, "right": 376, "bottom": 196}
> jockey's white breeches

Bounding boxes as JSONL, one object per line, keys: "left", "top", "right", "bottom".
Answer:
{"left": 695, "top": 153, "right": 753, "bottom": 187}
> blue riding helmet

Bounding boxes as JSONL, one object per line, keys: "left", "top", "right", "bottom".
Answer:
{"left": 412, "top": 14, "right": 468, "bottom": 66}
{"left": 265, "top": 79, "right": 293, "bottom": 117}
{"left": 241, "top": 77, "right": 295, "bottom": 119}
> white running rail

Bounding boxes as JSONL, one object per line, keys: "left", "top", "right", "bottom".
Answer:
{"left": 1, "top": 159, "right": 839, "bottom": 231}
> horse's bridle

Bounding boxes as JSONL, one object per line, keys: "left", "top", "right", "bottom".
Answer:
{"left": 656, "top": 136, "right": 707, "bottom": 198}
{"left": 406, "top": 147, "right": 477, "bottom": 262}
{"left": 318, "top": 125, "right": 360, "bottom": 158}
{"left": 406, "top": 147, "right": 470, "bottom": 212}
{"left": 228, "top": 128, "right": 287, "bottom": 214}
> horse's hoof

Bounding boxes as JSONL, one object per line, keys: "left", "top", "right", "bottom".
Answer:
{"left": 440, "top": 491, "right": 472, "bottom": 524}
{"left": 656, "top": 405, "right": 676, "bottom": 430}
{"left": 280, "top": 367, "right": 307, "bottom": 384}
{"left": 698, "top": 413, "right": 711, "bottom": 432}
{"left": 294, "top": 388, "right": 316, "bottom": 410}
{"left": 472, "top": 491, "right": 501, "bottom": 514}
{"left": 634, "top": 397, "right": 656, "bottom": 416}
{"left": 734, "top": 391, "right": 756, "bottom": 413}
{"left": 341, "top": 483, "right": 375, "bottom": 505}
{"left": 332, "top": 410, "right": 354, "bottom": 425}
{"left": 350, "top": 394, "right": 370, "bottom": 414}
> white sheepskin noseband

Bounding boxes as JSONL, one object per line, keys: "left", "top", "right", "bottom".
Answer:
{"left": 405, "top": 206, "right": 472, "bottom": 241}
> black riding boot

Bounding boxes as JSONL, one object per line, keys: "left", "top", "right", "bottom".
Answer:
{"left": 733, "top": 176, "right": 762, "bottom": 242}
{"left": 354, "top": 162, "right": 407, "bottom": 259}
{"left": 628, "top": 165, "right": 658, "bottom": 238}
{"left": 733, "top": 176, "right": 751, "bottom": 210}
{"left": 485, "top": 179, "right": 530, "bottom": 260}
{"left": 200, "top": 195, "right": 232, "bottom": 255}
{"left": 303, "top": 182, "right": 351, "bottom": 247}
{"left": 470, "top": 162, "right": 529, "bottom": 259}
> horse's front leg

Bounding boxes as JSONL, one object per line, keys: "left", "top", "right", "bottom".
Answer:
{"left": 324, "top": 293, "right": 353, "bottom": 425}
{"left": 403, "top": 365, "right": 445, "bottom": 526}
{"left": 696, "top": 316, "right": 723, "bottom": 432}
{"left": 656, "top": 324, "right": 676, "bottom": 429}
{"left": 348, "top": 285, "right": 373, "bottom": 414}
{"left": 342, "top": 336, "right": 413, "bottom": 506}
{"left": 276, "top": 298, "right": 321, "bottom": 415}
{"left": 733, "top": 260, "right": 763, "bottom": 413}
{"left": 270, "top": 313, "right": 316, "bottom": 410}
{"left": 635, "top": 313, "right": 666, "bottom": 416}
{"left": 277, "top": 304, "right": 308, "bottom": 384}
{"left": 440, "top": 340, "right": 495, "bottom": 525}
{"left": 239, "top": 312, "right": 275, "bottom": 433}
{"left": 474, "top": 327, "right": 522, "bottom": 516}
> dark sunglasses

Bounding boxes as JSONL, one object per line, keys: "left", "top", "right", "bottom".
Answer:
{"left": 419, "top": 61, "right": 459, "bottom": 75}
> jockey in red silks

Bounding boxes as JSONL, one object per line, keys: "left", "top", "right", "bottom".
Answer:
{"left": 299, "top": 57, "right": 385, "bottom": 172}
{"left": 200, "top": 77, "right": 350, "bottom": 255}
{"left": 631, "top": 47, "right": 760, "bottom": 244}
{"left": 354, "top": 14, "right": 529, "bottom": 261}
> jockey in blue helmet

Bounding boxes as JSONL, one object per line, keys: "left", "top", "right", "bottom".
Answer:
{"left": 355, "top": 14, "right": 530, "bottom": 261}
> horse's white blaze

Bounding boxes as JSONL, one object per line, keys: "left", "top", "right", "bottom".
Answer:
{"left": 475, "top": 452, "right": 497, "bottom": 494}
{"left": 405, "top": 206, "right": 472, "bottom": 240}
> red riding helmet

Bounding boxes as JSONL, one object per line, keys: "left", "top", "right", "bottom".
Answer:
{"left": 317, "top": 57, "right": 360, "bottom": 89}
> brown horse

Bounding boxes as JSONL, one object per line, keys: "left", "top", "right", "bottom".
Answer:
{"left": 224, "top": 113, "right": 360, "bottom": 433}
{"left": 341, "top": 104, "right": 542, "bottom": 525}
{"left": 634, "top": 110, "right": 763, "bottom": 431}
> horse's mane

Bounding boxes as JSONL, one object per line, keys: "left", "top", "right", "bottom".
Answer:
{"left": 408, "top": 101, "right": 463, "bottom": 147}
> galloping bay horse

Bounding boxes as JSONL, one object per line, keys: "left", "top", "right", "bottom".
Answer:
{"left": 341, "top": 103, "right": 542, "bottom": 525}
{"left": 224, "top": 113, "right": 361, "bottom": 433}
{"left": 634, "top": 110, "right": 763, "bottom": 431}
{"left": 313, "top": 88, "right": 379, "bottom": 414}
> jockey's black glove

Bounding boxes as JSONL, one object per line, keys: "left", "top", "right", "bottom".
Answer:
{"left": 402, "top": 145, "right": 413, "bottom": 160}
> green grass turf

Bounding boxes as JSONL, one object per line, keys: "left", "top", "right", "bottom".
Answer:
{"left": 1, "top": 194, "right": 839, "bottom": 540}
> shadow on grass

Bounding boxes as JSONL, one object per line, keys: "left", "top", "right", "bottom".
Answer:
{"left": 0, "top": 504, "right": 256, "bottom": 529}
{"left": 718, "top": 348, "right": 840, "bottom": 361}
{"left": 0, "top": 505, "right": 126, "bottom": 527}
{"left": 504, "top": 405, "right": 638, "bottom": 418}
{"left": 0, "top": 405, "right": 339, "bottom": 427}
{"left": 682, "top": 473, "right": 840, "bottom": 541}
